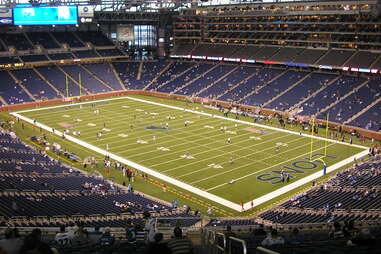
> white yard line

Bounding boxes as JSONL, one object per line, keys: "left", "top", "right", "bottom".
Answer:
{"left": 15, "top": 96, "right": 133, "bottom": 114}
{"left": 12, "top": 96, "right": 369, "bottom": 212}
{"left": 22, "top": 99, "right": 139, "bottom": 118}
{"left": 176, "top": 135, "right": 309, "bottom": 179}
{"left": 75, "top": 109, "right": 220, "bottom": 143}
{"left": 195, "top": 141, "right": 336, "bottom": 188}
{"left": 162, "top": 134, "right": 301, "bottom": 174}
{"left": 133, "top": 131, "right": 283, "bottom": 165}
{"left": 205, "top": 143, "right": 337, "bottom": 191}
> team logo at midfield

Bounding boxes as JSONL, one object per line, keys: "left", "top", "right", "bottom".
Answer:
{"left": 145, "top": 126, "right": 169, "bottom": 130}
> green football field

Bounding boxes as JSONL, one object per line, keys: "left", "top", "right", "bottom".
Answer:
{"left": 14, "top": 95, "right": 367, "bottom": 210}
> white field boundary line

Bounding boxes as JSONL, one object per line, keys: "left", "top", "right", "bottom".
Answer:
{"left": 241, "top": 149, "right": 369, "bottom": 211}
{"left": 164, "top": 134, "right": 303, "bottom": 176}
{"left": 11, "top": 112, "right": 242, "bottom": 212}
{"left": 21, "top": 99, "right": 141, "bottom": 118}
{"left": 124, "top": 97, "right": 368, "bottom": 150}
{"left": 12, "top": 96, "right": 370, "bottom": 212}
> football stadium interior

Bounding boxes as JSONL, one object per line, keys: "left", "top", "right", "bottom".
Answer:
{"left": 0, "top": 0, "right": 381, "bottom": 253}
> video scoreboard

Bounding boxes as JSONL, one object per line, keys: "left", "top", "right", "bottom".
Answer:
{"left": 0, "top": 5, "right": 94, "bottom": 26}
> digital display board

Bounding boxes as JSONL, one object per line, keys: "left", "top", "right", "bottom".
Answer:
{"left": 13, "top": 6, "right": 77, "bottom": 25}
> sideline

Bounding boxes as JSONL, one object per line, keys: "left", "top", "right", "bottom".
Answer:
{"left": 12, "top": 96, "right": 369, "bottom": 212}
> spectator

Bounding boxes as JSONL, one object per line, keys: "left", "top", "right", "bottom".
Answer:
{"left": 66, "top": 223, "right": 79, "bottom": 240}
{"left": 99, "top": 227, "right": 115, "bottom": 247}
{"left": 19, "top": 228, "right": 53, "bottom": 254}
{"left": 72, "top": 224, "right": 89, "bottom": 246}
{"left": 54, "top": 225, "right": 71, "bottom": 247}
{"left": 0, "top": 228, "right": 22, "bottom": 254}
{"left": 261, "top": 229, "right": 285, "bottom": 247}
{"left": 253, "top": 224, "right": 267, "bottom": 236}
{"left": 167, "top": 227, "right": 193, "bottom": 254}
{"left": 143, "top": 233, "right": 170, "bottom": 254}
{"left": 350, "top": 228, "right": 376, "bottom": 246}
{"left": 125, "top": 219, "right": 137, "bottom": 244}
{"left": 224, "top": 225, "right": 236, "bottom": 253}
{"left": 288, "top": 228, "right": 304, "bottom": 245}
{"left": 144, "top": 211, "right": 156, "bottom": 243}
{"left": 88, "top": 226, "right": 103, "bottom": 244}
{"left": 329, "top": 221, "right": 345, "bottom": 239}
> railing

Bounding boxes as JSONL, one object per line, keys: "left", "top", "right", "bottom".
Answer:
{"left": 230, "top": 236, "right": 247, "bottom": 254}
{"left": 204, "top": 229, "right": 250, "bottom": 254}
{"left": 256, "top": 246, "right": 280, "bottom": 254}
{"left": 216, "top": 232, "right": 226, "bottom": 253}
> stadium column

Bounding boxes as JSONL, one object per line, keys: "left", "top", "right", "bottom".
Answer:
{"left": 157, "top": 12, "right": 172, "bottom": 59}
{"left": 157, "top": 28, "right": 166, "bottom": 58}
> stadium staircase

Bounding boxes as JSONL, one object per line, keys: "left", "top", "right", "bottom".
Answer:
{"left": 314, "top": 79, "right": 370, "bottom": 118}
{"left": 173, "top": 63, "right": 222, "bottom": 94}
{"left": 194, "top": 65, "right": 240, "bottom": 97}
{"left": 109, "top": 62, "right": 127, "bottom": 90}
{"left": 7, "top": 70, "right": 36, "bottom": 101}
{"left": 57, "top": 65, "right": 91, "bottom": 95}
{"left": 288, "top": 74, "right": 341, "bottom": 112}
{"left": 72, "top": 32, "right": 87, "bottom": 47}
{"left": 11, "top": 55, "right": 23, "bottom": 63}
{"left": 0, "top": 96, "right": 8, "bottom": 105}
{"left": 0, "top": 38, "right": 7, "bottom": 51}
{"left": 312, "top": 49, "right": 331, "bottom": 65}
{"left": 22, "top": 32, "right": 35, "bottom": 49}
{"left": 137, "top": 61, "right": 144, "bottom": 80}
{"left": 215, "top": 67, "right": 262, "bottom": 100}
{"left": 154, "top": 63, "right": 197, "bottom": 91}
{"left": 342, "top": 51, "right": 359, "bottom": 67}
{"left": 189, "top": 44, "right": 198, "bottom": 55}
{"left": 94, "top": 48, "right": 103, "bottom": 58}
{"left": 80, "top": 65, "right": 115, "bottom": 91}
{"left": 344, "top": 96, "right": 381, "bottom": 125}
{"left": 143, "top": 61, "right": 173, "bottom": 90}
{"left": 48, "top": 32, "right": 62, "bottom": 49}
{"left": 33, "top": 67, "right": 64, "bottom": 97}
{"left": 370, "top": 54, "right": 381, "bottom": 68}
{"left": 262, "top": 72, "right": 312, "bottom": 108}
{"left": 238, "top": 69, "right": 288, "bottom": 104}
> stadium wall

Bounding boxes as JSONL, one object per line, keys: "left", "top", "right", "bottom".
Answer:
{"left": 2, "top": 90, "right": 381, "bottom": 141}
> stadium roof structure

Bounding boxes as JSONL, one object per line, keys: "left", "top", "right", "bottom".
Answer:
{"left": 0, "top": 0, "right": 376, "bottom": 12}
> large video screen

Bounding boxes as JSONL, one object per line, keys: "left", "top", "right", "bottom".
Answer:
{"left": 13, "top": 6, "right": 77, "bottom": 25}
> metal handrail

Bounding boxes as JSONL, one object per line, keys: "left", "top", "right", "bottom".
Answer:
{"left": 216, "top": 232, "right": 226, "bottom": 253}
{"left": 229, "top": 236, "right": 247, "bottom": 254}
